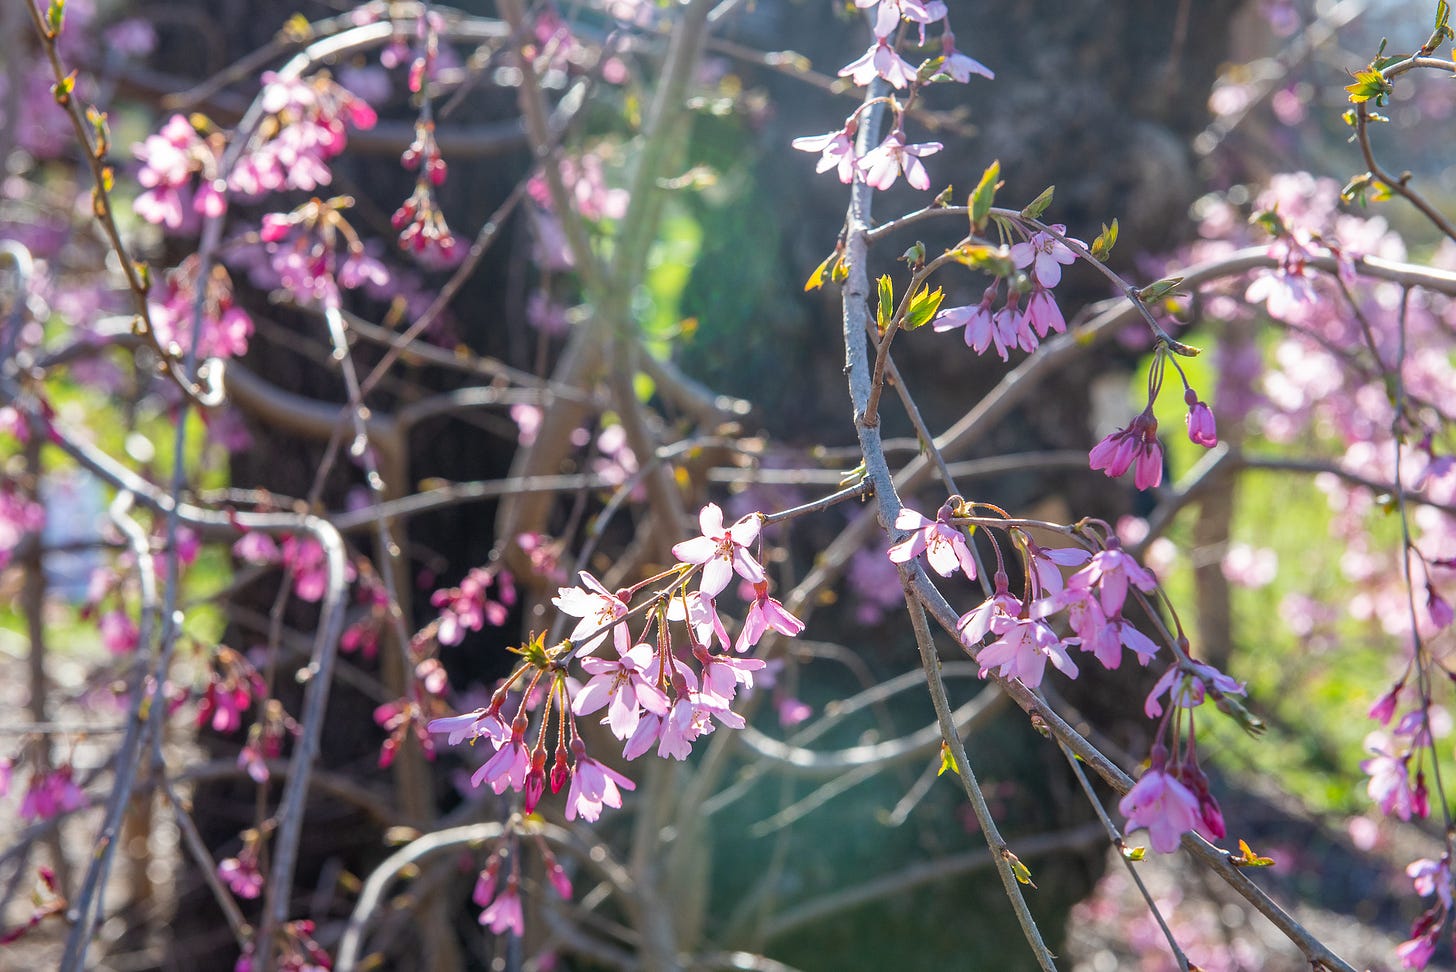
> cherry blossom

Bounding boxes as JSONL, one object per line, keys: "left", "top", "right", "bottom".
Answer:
{"left": 574, "top": 643, "right": 669, "bottom": 741}
{"left": 975, "top": 616, "right": 1078, "bottom": 688}
{"left": 1184, "top": 389, "right": 1218, "bottom": 447}
{"left": 839, "top": 37, "right": 918, "bottom": 90}
{"left": 670, "top": 503, "right": 764, "bottom": 599}
{"left": 427, "top": 707, "right": 510, "bottom": 747}
{"left": 859, "top": 133, "right": 942, "bottom": 192}
{"left": 479, "top": 880, "right": 524, "bottom": 937}
{"left": 1010, "top": 226, "right": 1078, "bottom": 288}
{"left": 736, "top": 581, "right": 805, "bottom": 652}
{"left": 1088, "top": 409, "right": 1163, "bottom": 490}
{"left": 1362, "top": 732, "right": 1420, "bottom": 820}
{"left": 553, "top": 571, "right": 632, "bottom": 655}
{"left": 888, "top": 502, "right": 976, "bottom": 581}
{"left": 1119, "top": 766, "right": 1201, "bottom": 853}
{"left": 564, "top": 741, "right": 636, "bottom": 822}
{"left": 791, "top": 127, "right": 857, "bottom": 184}
{"left": 938, "top": 31, "right": 994, "bottom": 82}
{"left": 934, "top": 286, "right": 1003, "bottom": 358}
{"left": 1143, "top": 660, "right": 1246, "bottom": 719}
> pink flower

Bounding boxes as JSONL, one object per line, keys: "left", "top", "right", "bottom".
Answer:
{"left": 1143, "top": 660, "right": 1245, "bottom": 718}
{"left": 280, "top": 534, "right": 354, "bottom": 602}
{"left": 218, "top": 854, "right": 263, "bottom": 899}
{"left": 1024, "top": 289, "right": 1065, "bottom": 339}
{"left": 976, "top": 617, "right": 1078, "bottom": 688}
{"left": 427, "top": 707, "right": 510, "bottom": 747}
{"left": 0, "top": 489, "right": 45, "bottom": 569}
{"left": 552, "top": 571, "right": 631, "bottom": 656}
{"left": 471, "top": 724, "right": 531, "bottom": 794}
{"left": 839, "top": 38, "right": 918, "bottom": 89}
{"left": 1185, "top": 390, "right": 1218, "bottom": 447}
{"left": 1362, "top": 733, "right": 1419, "bottom": 820}
{"left": 1088, "top": 409, "right": 1163, "bottom": 490}
{"left": 859, "top": 133, "right": 942, "bottom": 191}
{"left": 939, "top": 31, "right": 994, "bottom": 82}
{"left": 933, "top": 286, "right": 1003, "bottom": 358}
{"left": 1408, "top": 856, "right": 1454, "bottom": 910}
{"left": 433, "top": 567, "right": 514, "bottom": 645}
{"left": 1119, "top": 767, "right": 1200, "bottom": 853}
{"left": 574, "top": 643, "right": 669, "bottom": 741}
{"left": 957, "top": 580, "right": 1022, "bottom": 646}
{"left": 791, "top": 127, "right": 857, "bottom": 184}
{"left": 564, "top": 741, "right": 636, "bottom": 822}
{"left": 100, "top": 609, "right": 140, "bottom": 654}
{"left": 698, "top": 651, "right": 766, "bottom": 707}
{"left": 479, "top": 880, "right": 524, "bottom": 936}
{"left": 667, "top": 589, "right": 732, "bottom": 652}
{"left": 778, "top": 697, "right": 812, "bottom": 726}
{"left": 18, "top": 766, "right": 85, "bottom": 822}
{"left": 1068, "top": 540, "right": 1158, "bottom": 618}
{"left": 736, "top": 581, "right": 804, "bottom": 652}
{"left": 1396, "top": 929, "right": 1438, "bottom": 970}
{"left": 1024, "top": 539, "right": 1090, "bottom": 599}
{"left": 1010, "top": 226, "right": 1078, "bottom": 288}
{"left": 671, "top": 504, "right": 764, "bottom": 598}
{"left": 887, "top": 503, "right": 976, "bottom": 581}
{"left": 1369, "top": 684, "right": 1403, "bottom": 725}
{"left": 1427, "top": 584, "right": 1454, "bottom": 630}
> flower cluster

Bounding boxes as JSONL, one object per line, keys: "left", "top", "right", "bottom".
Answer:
{"left": 132, "top": 114, "right": 225, "bottom": 230}
{"left": 147, "top": 256, "right": 255, "bottom": 361}
{"left": 931, "top": 227, "right": 1078, "bottom": 362}
{"left": 251, "top": 198, "right": 391, "bottom": 311}
{"left": 468, "top": 834, "right": 574, "bottom": 938}
{"left": 433, "top": 566, "right": 517, "bottom": 646}
{"left": 196, "top": 645, "right": 268, "bottom": 735}
{"left": 230, "top": 71, "right": 377, "bottom": 198}
{"left": 1089, "top": 345, "right": 1219, "bottom": 492}
{"left": 425, "top": 503, "right": 803, "bottom": 865}
{"left": 233, "top": 530, "right": 357, "bottom": 603}
{"left": 891, "top": 504, "right": 1245, "bottom": 853}
{"left": 18, "top": 765, "right": 86, "bottom": 822}
{"left": 792, "top": 0, "right": 990, "bottom": 192}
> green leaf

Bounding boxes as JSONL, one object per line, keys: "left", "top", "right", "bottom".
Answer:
{"left": 52, "top": 70, "right": 76, "bottom": 104}
{"left": 1005, "top": 850, "right": 1037, "bottom": 889}
{"left": 1137, "top": 276, "right": 1183, "bottom": 303}
{"left": 1344, "top": 68, "right": 1391, "bottom": 104}
{"left": 949, "top": 243, "right": 1014, "bottom": 277}
{"left": 903, "top": 285, "right": 945, "bottom": 330}
{"left": 508, "top": 630, "right": 553, "bottom": 668}
{"left": 876, "top": 274, "right": 894, "bottom": 333}
{"left": 45, "top": 0, "right": 66, "bottom": 36}
{"left": 1020, "top": 185, "right": 1055, "bottom": 220}
{"left": 1232, "top": 839, "right": 1276, "bottom": 867}
{"left": 803, "top": 249, "right": 841, "bottom": 292}
{"left": 968, "top": 160, "right": 1000, "bottom": 232}
{"left": 899, "top": 241, "right": 926, "bottom": 267}
{"left": 932, "top": 184, "right": 955, "bottom": 208}
{"left": 1121, "top": 845, "right": 1147, "bottom": 862}
{"left": 916, "top": 56, "right": 946, "bottom": 84}
{"left": 936, "top": 741, "right": 958, "bottom": 777}
{"left": 1089, "top": 218, "right": 1119, "bottom": 261}
{"left": 1249, "top": 207, "right": 1286, "bottom": 237}
{"left": 1438, "top": 0, "right": 1453, "bottom": 39}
